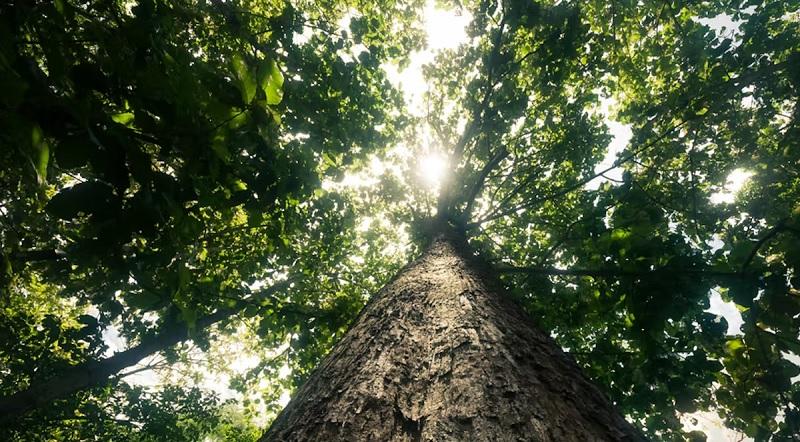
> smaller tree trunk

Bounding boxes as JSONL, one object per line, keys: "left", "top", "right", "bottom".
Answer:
{"left": 262, "top": 231, "right": 644, "bottom": 441}
{"left": 0, "top": 308, "right": 230, "bottom": 421}
{"left": 1, "top": 280, "right": 290, "bottom": 421}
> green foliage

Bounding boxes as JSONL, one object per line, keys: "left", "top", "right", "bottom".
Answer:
{"left": 431, "top": 0, "right": 800, "bottom": 439}
{"left": 0, "top": 0, "right": 420, "bottom": 437}
{"left": 1, "top": 382, "right": 256, "bottom": 442}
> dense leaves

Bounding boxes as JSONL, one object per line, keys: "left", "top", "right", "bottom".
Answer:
{"left": 421, "top": 0, "right": 800, "bottom": 439}
{"left": 4, "top": 381, "right": 259, "bottom": 442}
{"left": 1, "top": 0, "right": 418, "bottom": 438}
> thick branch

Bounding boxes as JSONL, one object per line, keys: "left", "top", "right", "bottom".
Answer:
{"left": 462, "top": 147, "right": 510, "bottom": 220}
{"left": 740, "top": 219, "right": 787, "bottom": 273}
{"left": 0, "top": 310, "right": 229, "bottom": 421}
{"left": 496, "top": 264, "right": 745, "bottom": 279}
{"left": 11, "top": 249, "right": 66, "bottom": 262}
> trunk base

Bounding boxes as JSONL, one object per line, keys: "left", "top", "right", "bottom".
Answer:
{"left": 262, "top": 235, "right": 643, "bottom": 441}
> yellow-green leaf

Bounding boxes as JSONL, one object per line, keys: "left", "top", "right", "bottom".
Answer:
{"left": 725, "top": 338, "right": 745, "bottom": 356}
{"left": 260, "top": 58, "right": 284, "bottom": 105}
{"left": 232, "top": 54, "right": 256, "bottom": 104}
{"left": 112, "top": 112, "right": 135, "bottom": 125}
{"left": 31, "top": 125, "right": 49, "bottom": 185}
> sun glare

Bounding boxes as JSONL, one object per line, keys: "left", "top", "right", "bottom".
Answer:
{"left": 381, "top": 1, "right": 470, "bottom": 115}
{"left": 418, "top": 152, "right": 447, "bottom": 190}
{"left": 424, "top": 2, "right": 469, "bottom": 50}
{"left": 710, "top": 168, "right": 754, "bottom": 204}
{"left": 726, "top": 168, "right": 754, "bottom": 191}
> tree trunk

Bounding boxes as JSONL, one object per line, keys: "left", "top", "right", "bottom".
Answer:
{"left": 262, "top": 230, "right": 644, "bottom": 441}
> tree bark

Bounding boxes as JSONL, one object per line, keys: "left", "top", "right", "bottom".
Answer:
{"left": 262, "top": 230, "right": 644, "bottom": 441}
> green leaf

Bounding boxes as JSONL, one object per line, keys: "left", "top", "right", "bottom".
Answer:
{"left": 77, "top": 314, "right": 98, "bottom": 328}
{"left": 124, "top": 291, "right": 162, "bottom": 310}
{"left": 55, "top": 136, "right": 95, "bottom": 169}
{"left": 30, "top": 125, "right": 49, "bottom": 185}
{"left": 232, "top": 54, "right": 256, "bottom": 104}
{"left": 177, "top": 263, "right": 191, "bottom": 291}
{"left": 180, "top": 305, "right": 197, "bottom": 331}
{"left": 687, "top": 430, "right": 707, "bottom": 442}
{"left": 46, "top": 181, "right": 117, "bottom": 220}
{"left": 211, "top": 132, "right": 231, "bottom": 162}
{"left": 260, "top": 58, "right": 284, "bottom": 105}
{"left": 725, "top": 338, "right": 746, "bottom": 356}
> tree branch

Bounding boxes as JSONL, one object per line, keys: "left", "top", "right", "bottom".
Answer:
{"left": 496, "top": 264, "right": 746, "bottom": 279}
{"left": 438, "top": 8, "right": 508, "bottom": 216}
{"left": 740, "top": 219, "right": 788, "bottom": 274}
{"left": 469, "top": 59, "right": 792, "bottom": 228}
{"left": 462, "top": 147, "right": 510, "bottom": 220}
{"left": 11, "top": 249, "right": 66, "bottom": 262}
{"left": 471, "top": 116, "right": 689, "bottom": 226}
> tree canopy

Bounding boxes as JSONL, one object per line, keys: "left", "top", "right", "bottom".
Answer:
{"left": 1, "top": 0, "right": 799, "bottom": 440}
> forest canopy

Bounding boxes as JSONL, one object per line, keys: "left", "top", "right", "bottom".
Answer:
{"left": 1, "top": 0, "right": 799, "bottom": 440}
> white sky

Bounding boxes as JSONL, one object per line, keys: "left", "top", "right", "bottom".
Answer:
{"left": 707, "top": 289, "right": 744, "bottom": 335}
{"left": 695, "top": 7, "right": 756, "bottom": 49}
{"left": 586, "top": 96, "right": 633, "bottom": 189}
{"left": 382, "top": 1, "right": 471, "bottom": 115}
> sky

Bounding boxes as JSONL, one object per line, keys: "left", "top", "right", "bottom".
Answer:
{"left": 97, "top": 3, "right": 786, "bottom": 440}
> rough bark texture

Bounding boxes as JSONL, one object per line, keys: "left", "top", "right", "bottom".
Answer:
{"left": 262, "top": 232, "right": 644, "bottom": 441}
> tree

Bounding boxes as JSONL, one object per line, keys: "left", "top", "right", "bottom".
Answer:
{"left": 261, "top": 0, "right": 800, "bottom": 439}
{"left": 262, "top": 222, "right": 645, "bottom": 440}
{"left": 1, "top": 0, "right": 799, "bottom": 440}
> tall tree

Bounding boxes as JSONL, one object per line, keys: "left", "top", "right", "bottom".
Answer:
{"left": 263, "top": 223, "right": 644, "bottom": 440}
{"left": 2, "top": 0, "right": 799, "bottom": 440}
{"left": 262, "top": 0, "right": 800, "bottom": 439}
